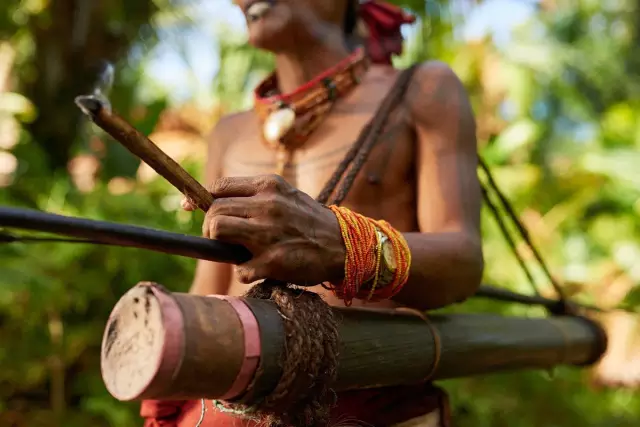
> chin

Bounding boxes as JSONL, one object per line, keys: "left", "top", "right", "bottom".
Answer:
{"left": 248, "top": 26, "right": 284, "bottom": 51}
{"left": 245, "top": 5, "right": 294, "bottom": 52}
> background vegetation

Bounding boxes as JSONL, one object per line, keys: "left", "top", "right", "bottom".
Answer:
{"left": 1, "top": 0, "right": 639, "bottom": 426}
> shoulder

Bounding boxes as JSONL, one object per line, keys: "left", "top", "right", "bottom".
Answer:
{"left": 405, "top": 60, "right": 467, "bottom": 98}
{"left": 206, "top": 110, "right": 255, "bottom": 154}
{"left": 203, "top": 110, "right": 254, "bottom": 178}
{"left": 403, "top": 60, "right": 472, "bottom": 122}
{"left": 207, "top": 110, "right": 254, "bottom": 142}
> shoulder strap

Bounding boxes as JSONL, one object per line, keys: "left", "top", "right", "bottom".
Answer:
{"left": 316, "top": 64, "right": 420, "bottom": 206}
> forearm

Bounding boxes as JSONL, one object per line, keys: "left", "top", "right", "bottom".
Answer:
{"left": 189, "top": 260, "right": 232, "bottom": 296}
{"left": 392, "top": 231, "right": 484, "bottom": 311}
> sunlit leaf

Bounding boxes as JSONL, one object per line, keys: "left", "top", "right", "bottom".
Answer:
{"left": 0, "top": 92, "right": 37, "bottom": 122}
{"left": 619, "top": 287, "right": 640, "bottom": 312}
{"left": 492, "top": 119, "right": 541, "bottom": 158}
{"left": 581, "top": 150, "right": 640, "bottom": 188}
{"left": 601, "top": 103, "right": 636, "bottom": 143}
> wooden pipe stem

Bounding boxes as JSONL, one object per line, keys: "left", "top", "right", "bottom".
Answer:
{"left": 75, "top": 96, "right": 213, "bottom": 212}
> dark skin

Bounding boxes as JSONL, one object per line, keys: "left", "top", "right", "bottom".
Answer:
{"left": 183, "top": 0, "right": 484, "bottom": 311}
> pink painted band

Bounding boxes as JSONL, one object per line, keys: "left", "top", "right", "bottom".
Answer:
{"left": 208, "top": 295, "right": 261, "bottom": 400}
{"left": 102, "top": 282, "right": 185, "bottom": 401}
{"left": 148, "top": 284, "right": 185, "bottom": 395}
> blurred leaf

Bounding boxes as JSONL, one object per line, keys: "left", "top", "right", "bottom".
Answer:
{"left": 0, "top": 92, "right": 37, "bottom": 122}
{"left": 619, "top": 287, "right": 640, "bottom": 312}
{"left": 491, "top": 119, "right": 541, "bottom": 159}
{"left": 581, "top": 150, "right": 640, "bottom": 187}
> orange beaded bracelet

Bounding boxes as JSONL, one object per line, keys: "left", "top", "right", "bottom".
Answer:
{"left": 327, "top": 205, "right": 411, "bottom": 306}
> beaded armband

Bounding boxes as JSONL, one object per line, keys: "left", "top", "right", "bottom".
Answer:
{"left": 327, "top": 205, "right": 411, "bottom": 306}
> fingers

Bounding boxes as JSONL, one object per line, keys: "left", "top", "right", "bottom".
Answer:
{"left": 202, "top": 214, "right": 278, "bottom": 255}
{"left": 195, "top": 175, "right": 288, "bottom": 219}
{"left": 202, "top": 214, "right": 254, "bottom": 247}
{"left": 208, "top": 197, "right": 259, "bottom": 218}
{"left": 235, "top": 248, "right": 293, "bottom": 284}
{"left": 185, "top": 175, "right": 287, "bottom": 214}
{"left": 211, "top": 174, "right": 285, "bottom": 198}
{"left": 210, "top": 176, "right": 259, "bottom": 198}
{"left": 180, "top": 178, "right": 260, "bottom": 213}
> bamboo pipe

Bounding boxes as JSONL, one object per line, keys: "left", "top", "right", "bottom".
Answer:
{"left": 101, "top": 283, "right": 607, "bottom": 403}
{"left": 74, "top": 96, "right": 213, "bottom": 212}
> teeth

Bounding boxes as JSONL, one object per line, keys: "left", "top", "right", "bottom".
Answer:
{"left": 247, "top": 2, "right": 271, "bottom": 21}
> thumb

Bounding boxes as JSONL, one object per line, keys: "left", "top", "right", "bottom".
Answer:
{"left": 180, "top": 196, "right": 197, "bottom": 212}
{"left": 235, "top": 258, "right": 270, "bottom": 285}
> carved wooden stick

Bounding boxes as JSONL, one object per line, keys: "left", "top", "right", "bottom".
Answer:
{"left": 101, "top": 283, "right": 608, "bottom": 402}
{"left": 75, "top": 96, "right": 213, "bottom": 212}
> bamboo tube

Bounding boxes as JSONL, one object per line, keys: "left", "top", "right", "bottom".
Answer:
{"left": 101, "top": 283, "right": 607, "bottom": 402}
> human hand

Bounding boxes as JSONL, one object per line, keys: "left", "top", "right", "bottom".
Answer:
{"left": 182, "top": 175, "right": 345, "bottom": 286}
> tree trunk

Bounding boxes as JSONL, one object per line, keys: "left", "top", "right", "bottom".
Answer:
{"left": 22, "top": 0, "right": 156, "bottom": 171}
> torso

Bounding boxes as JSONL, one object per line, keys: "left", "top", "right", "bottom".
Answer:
{"left": 220, "top": 65, "right": 418, "bottom": 308}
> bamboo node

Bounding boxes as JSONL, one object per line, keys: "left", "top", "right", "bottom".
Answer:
{"left": 394, "top": 307, "right": 442, "bottom": 381}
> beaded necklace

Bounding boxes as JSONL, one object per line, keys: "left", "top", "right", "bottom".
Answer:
{"left": 253, "top": 47, "right": 370, "bottom": 175}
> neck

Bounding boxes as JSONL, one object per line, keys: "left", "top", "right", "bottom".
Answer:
{"left": 274, "top": 34, "right": 353, "bottom": 94}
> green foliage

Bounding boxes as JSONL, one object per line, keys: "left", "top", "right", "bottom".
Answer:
{"left": 0, "top": 0, "right": 639, "bottom": 426}
{"left": 0, "top": 172, "right": 202, "bottom": 427}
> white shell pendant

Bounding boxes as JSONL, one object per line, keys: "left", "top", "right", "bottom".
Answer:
{"left": 263, "top": 107, "right": 296, "bottom": 145}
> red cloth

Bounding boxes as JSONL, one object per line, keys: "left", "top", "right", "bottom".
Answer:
{"left": 141, "top": 383, "right": 449, "bottom": 427}
{"left": 359, "top": 0, "right": 416, "bottom": 64}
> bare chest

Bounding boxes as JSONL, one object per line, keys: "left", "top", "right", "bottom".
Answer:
{"left": 225, "top": 113, "right": 413, "bottom": 216}
{"left": 221, "top": 70, "right": 418, "bottom": 228}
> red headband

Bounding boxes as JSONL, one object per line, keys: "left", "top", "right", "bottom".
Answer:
{"left": 358, "top": 0, "right": 416, "bottom": 64}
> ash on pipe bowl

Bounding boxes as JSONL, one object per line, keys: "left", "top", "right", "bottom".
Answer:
{"left": 76, "top": 60, "right": 115, "bottom": 115}
{"left": 75, "top": 95, "right": 107, "bottom": 117}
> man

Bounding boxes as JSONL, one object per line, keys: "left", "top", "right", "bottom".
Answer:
{"left": 142, "top": 0, "right": 483, "bottom": 425}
